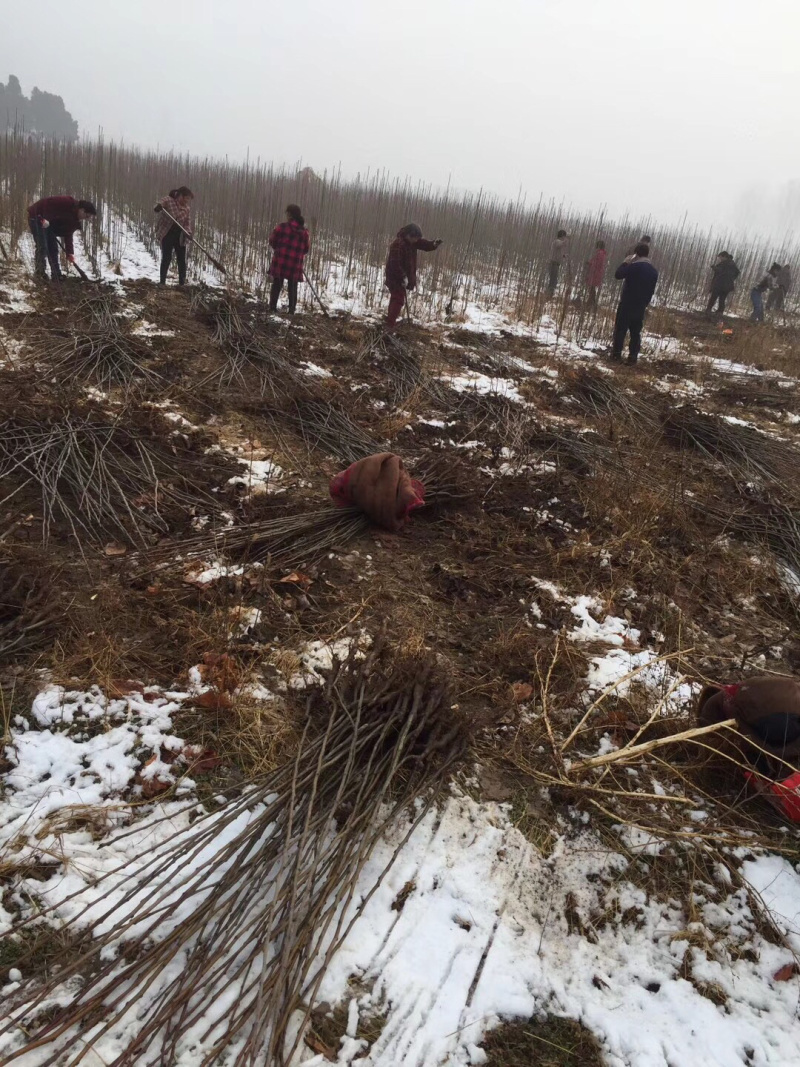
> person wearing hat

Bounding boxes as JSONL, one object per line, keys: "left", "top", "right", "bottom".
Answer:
{"left": 26, "top": 195, "right": 97, "bottom": 280}
{"left": 384, "top": 224, "right": 442, "bottom": 328}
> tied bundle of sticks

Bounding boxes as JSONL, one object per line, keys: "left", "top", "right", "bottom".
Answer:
{"left": 565, "top": 366, "right": 661, "bottom": 430}
{"left": 0, "top": 651, "right": 470, "bottom": 1066}
{"left": 357, "top": 330, "right": 450, "bottom": 409}
{"left": 39, "top": 292, "right": 162, "bottom": 393}
{"left": 665, "top": 406, "right": 800, "bottom": 491}
{"left": 0, "top": 415, "right": 222, "bottom": 545}
{"left": 191, "top": 290, "right": 300, "bottom": 396}
{"left": 138, "top": 452, "right": 461, "bottom": 573}
{"left": 268, "top": 397, "right": 384, "bottom": 467}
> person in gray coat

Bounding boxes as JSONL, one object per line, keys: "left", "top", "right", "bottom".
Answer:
{"left": 767, "top": 264, "right": 792, "bottom": 313}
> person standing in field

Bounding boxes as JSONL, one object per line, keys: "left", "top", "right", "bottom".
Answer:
{"left": 627, "top": 233, "right": 653, "bottom": 256}
{"left": 384, "top": 224, "right": 442, "bottom": 329}
{"left": 750, "top": 263, "right": 781, "bottom": 323}
{"left": 268, "top": 204, "right": 311, "bottom": 314}
{"left": 767, "top": 263, "right": 792, "bottom": 314}
{"left": 611, "top": 242, "right": 658, "bottom": 365}
{"left": 154, "top": 186, "right": 194, "bottom": 286}
{"left": 706, "top": 251, "right": 740, "bottom": 316}
{"left": 547, "top": 229, "right": 570, "bottom": 297}
{"left": 27, "top": 195, "right": 97, "bottom": 281}
{"left": 584, "top": 240, "right": 607, "bottom": 309}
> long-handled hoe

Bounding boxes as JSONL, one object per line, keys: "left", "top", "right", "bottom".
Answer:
{"left": 55, "top": 237, "right": 94, "bottom": 282}
{"left": 158, "top": 205, "right": 227, "bottom": 274}
{"left": 303, "top": 270, "right": 330, "bottom": 317}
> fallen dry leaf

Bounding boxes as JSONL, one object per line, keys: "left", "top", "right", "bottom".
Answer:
{"left": 196, "top": 689, "right": 234, "bottom": 711}
{"left": 278, "top": 571, "right": 312, "bottom": 588}
{"left": 182, "top": 746, "right": 222, "bottom": 774}
{"left": 137, "top": 756, "right": 172, "bottom": 799}
{"left": 773, "top": 962, "right": 797, "bottom": 982}
{"left": 106, "top": 678, "right": 142, "bottom": 698}
{"left": 304, "top": 1032, "right": 336, "bottom": 1062}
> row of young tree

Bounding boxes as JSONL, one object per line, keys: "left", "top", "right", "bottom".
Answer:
{"left": 0, "top": 130, "right": 796, "bottom": 325}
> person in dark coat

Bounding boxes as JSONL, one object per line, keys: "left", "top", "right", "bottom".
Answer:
{"left": 329, "top": 453, "right": 426, "bottom": 532}
{"left": 767, "top": 263, "right": 792, "bottom": 313}
{"left": 384, "top": 224, "right": 442, "bottom": 328}
{"left": 268, "top": 204, "right": 311, "bottom": 314}
{"left": 611, "top": 243, "right": 658, "bottom": 365}
{"left": 706, "top": 251, "right": 740, "bottom": 316}
{"left": 154, "top": 186, "right": 194, "bottom": 286}
{"left": 750, "top": 263, "right": 781, "bottom": 323}
{"left": 27, "top": 196, "right": 97, "bottom": 280}
{"left": 697, "top": 676, "right": 800, "bottom": 819}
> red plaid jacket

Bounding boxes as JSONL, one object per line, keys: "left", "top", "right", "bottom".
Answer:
{"left": 155, "top": 195, "right": 193, "bottom": 242}
{"left": 268, "top": 220, "right": 310, "bottom": 281}
{"left": 385, "top": 231, "right": 438, "bottom": 291}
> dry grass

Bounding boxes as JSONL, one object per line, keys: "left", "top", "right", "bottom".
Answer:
{"left": 482, "top": 1015, "right": 604, "bottom": 1067}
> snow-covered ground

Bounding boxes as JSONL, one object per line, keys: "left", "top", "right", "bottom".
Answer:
{"left": 2, "top": 649, "right": 800, "bottom": 1066}
{"left": 3, "top": 224, "right": 800, "bottom": 1065}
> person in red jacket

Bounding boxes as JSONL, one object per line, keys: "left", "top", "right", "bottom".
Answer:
{"left": 268, "top": 204, "right": 310, "bottom": 314}
{"left": 385, "top": 224, "right": 442, "bottom": 328}
{"left": 27, "top": 196, "right": 96, "bottom": 280}
{"left": 584, "top": 240, "right": 607, "bottom": 309}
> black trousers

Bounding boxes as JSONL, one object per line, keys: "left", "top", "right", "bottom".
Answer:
{"left": 160, "top": 224, "right": 187, "bottom": 285}
{"left": 707, "top": 289, "right": 729, "bottom": 314}
{"left": 612, "top": 302, "right": 646, "bottom": 362}
{"left": 269, "top": 276, "right": 298, "bottom": 313}
{"left": 29, "top": 218, "right": 61, "bottom": 278}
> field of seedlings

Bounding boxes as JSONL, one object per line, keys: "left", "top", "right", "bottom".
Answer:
{"left": 2, "top": 134, "right": 800, "bottom": 1067}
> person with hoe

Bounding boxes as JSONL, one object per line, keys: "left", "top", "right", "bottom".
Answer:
{"left": 268, "top": 204, "right": 311, "bottom": 314}
{"left": 384, "top": 224, "right": 442, "bottom": 329}
{"left": 706, "top": 251, "right": 740, "bottom": 317}
{"left": 585, "top": 240, "right": 607, "bottom": 309}
{"left": 611, "top": 242, "right": 658, "bottom": 365}
{"left": 154, "top": 186, "right": 194, "bottom": 286}
{"left": 27, "top": 195, "right": 97, "bottom": 281}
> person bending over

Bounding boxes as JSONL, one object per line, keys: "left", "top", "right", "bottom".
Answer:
{"left": 27, "top": 196, "right": 97, "bottom": 280}
{"left": 750, "top": 263, "right": 780, "bottom": 323}
{"left": 384, "top": 224, "right": 442, "bottom": 328}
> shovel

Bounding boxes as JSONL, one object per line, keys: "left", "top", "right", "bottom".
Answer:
{"left": 158, "top": 204, "right": 227, "bottom": 274}
{"left": 55, "top": 237, "right": 94, "bottom": 282}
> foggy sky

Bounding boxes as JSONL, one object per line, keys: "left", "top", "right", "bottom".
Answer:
{"left": 3, "top": 0, "right": 799, "bottom": 236}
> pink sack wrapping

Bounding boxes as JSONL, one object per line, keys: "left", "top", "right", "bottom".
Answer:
{"left": 329, "top": 453, "right": 426, "bottom": 532}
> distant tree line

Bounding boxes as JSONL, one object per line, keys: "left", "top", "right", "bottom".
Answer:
{"left": 0, "top": 74, "right": 78, "bottom": 141}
